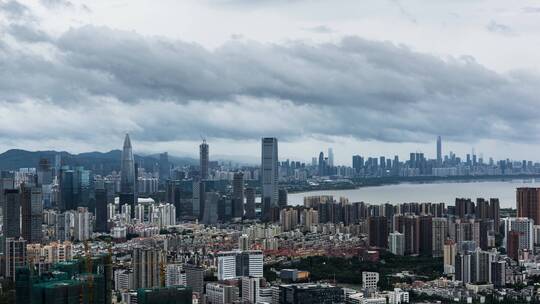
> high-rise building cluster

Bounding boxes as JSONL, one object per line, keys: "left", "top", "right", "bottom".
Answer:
{"left": 350, "top": 148, "right": 534, "bottom": 178}
{"left": 2, "top": 133, "right": 540, "bottom": 303}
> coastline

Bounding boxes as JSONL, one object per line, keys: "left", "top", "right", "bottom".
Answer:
{"left": 284, "top": 174, "right": 540, "bottom": 194}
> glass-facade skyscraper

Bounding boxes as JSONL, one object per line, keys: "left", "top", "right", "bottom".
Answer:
{"left": 120, "top": 134, "right": 136, "bottom": 217}
{"left": 261, "top": 137, "right": 278, "bottom": 218}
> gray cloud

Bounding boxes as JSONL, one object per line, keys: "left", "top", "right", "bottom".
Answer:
{"left": 303, "top": 25, "right": 334, "bottom": 34}
{"left": 1, "top": 20, "right": 540, "bottom": 146}
{"left": 7, "top": 24, "right": 52, "bottom": 43}
{"left": 522, "top": 6, "right": 540, "bottom": 14}
{"left": 40, "top": 0, "right": 74, "bottom": 9}
{"left": 389, "top": 0, "right": 417, "bottom": 24}
{"left": 209, "top": 0, "right": 303, "bottom": 5}
{"left": 486, "top": 20, "right": 516, "bottom": 36}
{"left": 0, "top": 0, "right": 29, "bottom": 17}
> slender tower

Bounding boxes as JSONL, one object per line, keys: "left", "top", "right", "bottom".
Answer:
{"left": 261, "top": 137, "right": 278, "bottom": 220}
{"left": 120, "top": 134, "right": 136, "bottom": 217}
{"left": 436, "top": 136, "right": 442, "bottom": 166}
{"left": 197, "top": 139, "right": 209, "bottom": 221}
{"left": 200, "top": 140, "right": 209, "bottom": 180}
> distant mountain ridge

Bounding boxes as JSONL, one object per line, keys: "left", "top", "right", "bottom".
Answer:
{"left": 0, "top": 149, "right": 198, "bottom": 174}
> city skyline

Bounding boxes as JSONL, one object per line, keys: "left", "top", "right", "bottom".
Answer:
{"left": 2, "top": 1, "right": 540, "bottom": 161}
{"left": 4, "top": 2, "right": 540, "bottom": 303}
{"left": 0, "top": 135, "right": 537, "bottom": 167}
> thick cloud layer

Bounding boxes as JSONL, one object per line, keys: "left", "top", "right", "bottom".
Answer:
{"left": 1, "top": 1, "right": 540, "bottom": 153}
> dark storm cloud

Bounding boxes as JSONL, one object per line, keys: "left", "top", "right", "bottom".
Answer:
{"left": 1, "top": 22, "right": 540, "bottom": 144}
{"left": 51, "top": 26, "right": 504, "bottom": 109}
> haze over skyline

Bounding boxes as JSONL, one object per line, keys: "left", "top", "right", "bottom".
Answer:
{"left": 2, "top": 0, "right": 540, "bottom": 164}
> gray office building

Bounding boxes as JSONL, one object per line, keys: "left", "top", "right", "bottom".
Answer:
{"left": 261, "top": 137, "right": 278, "bottom": 217}
{"left": 232, "top": 172, "right": 244, "bottom": 218}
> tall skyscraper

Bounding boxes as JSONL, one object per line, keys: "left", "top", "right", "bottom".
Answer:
{"left": 20, "top": 185, "right": 43, "bottom": 243}
{"left": 388, "top": 232, "right": 405, "bottom": 255}
{"left": 470, "top": 249, "right": 495, "bottom": 284}
{"left": 4, "top": 238, "right": 26, "bottom": 281}
{"left": 436, "top": 136, "right": 442, "bottom": 165}
{"left": 491, "top": 260, "right": 506, "bottom": 287}
{"left": 318, "top": 152, "right": 325, "bottom": 176}
{"left": 37, "top": 158, "right": 52, "bottom": 186}
{"left": 184, "top": 264, "right": 204, "bottom": 294}
{"left": 261, "top": 137, "right": 278, "bottom": 219}
{"left": 507, "top": 230, "right": 520, "bottom": 261}
{"left": 232, "top": 172, "right": 244, "bottom": 218}
{"left": 278, "top": 189, "right": 288, "bottom": 208}
{"left": 159, "top": 152, "right": 170, "bottom": 180}
{"left": 502, "top": 217, "right": 534, "bottom": 255}
{"left": 432, "top": 218, "right": 448, "bottom": 258}
{"left": 419, "top": 216, "right": 433, "bottom": 256}
{"left": 165, "top": 264, "right": 186, "bottom": 287}
{"left": 328, "top": 148, "right": 334, "bottom": 167}
{"left": 58, "top": 168, "right": 74, "bottom": 211}
{"left": 239, "top": 234, "right": 250, "bottom": 251}
{"left": 95, "top": 185, "right": 108, "bottom": 233}
{"left": 455, "top": 198, "right": 475, "bottom": 219}
{"left": 395, "top": 215, "right": 420, "bottom": 255}
{"left": 217, "top": 252, "right": 237, "bottom": 281}
{"left": 368, "top": 216, "right": 388, "bottom": 248}
{"left": 192, "top": 180, "right": 201, "bottom": 218}
{"left": 352, "top": 155, "right": 363, "bottom": 174}
{"left": 200, "top": 139, "right": 209, "bottom": 180}
{"left": 120, "top": 134, "right": 136, "bottom": 218}
{"left": 245, "top": 187, "right": 256, "bottom": 219}
{"left": 202, "top": 192, "right": 219, "bottom": 225}
{"left": 489, "top": 198, "right": 501, "bottom": 230}
{"left": 300, "top": 208, "right": 319, "bottom": 232}
{"left": 133, "top": 247, "right": 164, "bottom": 289}
{"left": 54, "top": 153, "right": 62, "bottom": 179}
{"left": 443, "top": 239, "right": 457, "bottom": 275}
{"left": 242, "top": 276, "right": 260, "bottom": 304}
{"left": 517, "top": 188, "right": 540, "bottom": 225}
{"left": 280, "top": 208, "right": 299, "bottom": 232}
{"left": 73, "top": 207, "right": 91, "bottom": 241}
{"left": 3, "top": 189, "right": 21, "bottom": 239}
{"left": 455, "top": 252, "right": 472, "bottom": 284}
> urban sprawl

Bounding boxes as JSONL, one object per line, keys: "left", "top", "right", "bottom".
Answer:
{"left": 2, "top": 135, "right": 540, "bottom": 304}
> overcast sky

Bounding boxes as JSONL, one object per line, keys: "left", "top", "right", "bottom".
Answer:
{"left": 1, "top": 0, "right": 540, "bottom": 165}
